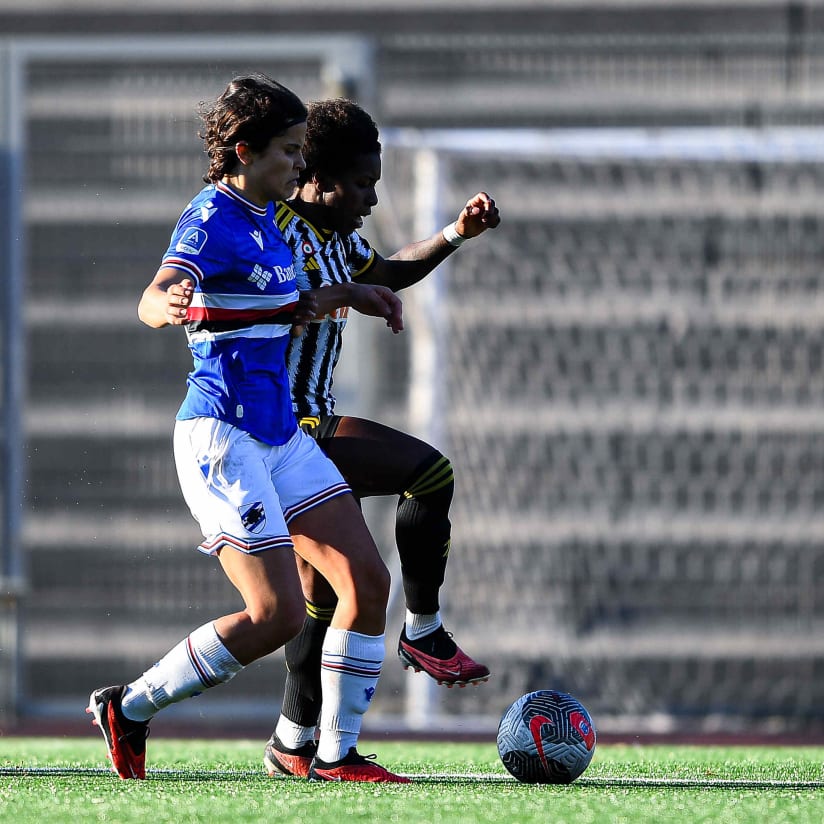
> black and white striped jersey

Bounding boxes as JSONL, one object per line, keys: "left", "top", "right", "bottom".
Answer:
{"left": 276, "top": 201, "right": 377, "bottom": 417}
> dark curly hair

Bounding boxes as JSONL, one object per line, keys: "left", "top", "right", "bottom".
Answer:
{"left": 299, "top": 99, "right": 381, "bottom": 185}
{"left": 199, "top": 73, "right": 307, "bottom": 183}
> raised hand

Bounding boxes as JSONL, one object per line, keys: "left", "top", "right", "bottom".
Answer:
{"left": 454, "top": 192, "right": 501, "bottom": 239}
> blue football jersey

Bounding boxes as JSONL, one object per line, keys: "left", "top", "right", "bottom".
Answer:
{"left": 162, "top": 182, "right": 300, "bottom": 446}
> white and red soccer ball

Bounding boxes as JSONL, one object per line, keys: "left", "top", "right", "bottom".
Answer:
{"left": 497, "top": 690, "right": 596, "bottom": 783}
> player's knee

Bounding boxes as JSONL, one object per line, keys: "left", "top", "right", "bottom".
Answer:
{"left": 299, "top": 566, "right": 337, "bottom": 605}
{"left": 346, "top": 560, "right": 390, "bottom": 621}
{"left": 401, "top": 451, "right": 455, "bottom": 506}
{"left": 279, "top": 599, "right": 308, "bottom": 640}
{"left": 368, "top": 560, "right": 391, "bottom": 605}
{"left": 245, "top": 597, "right": 305, "bottom": 653}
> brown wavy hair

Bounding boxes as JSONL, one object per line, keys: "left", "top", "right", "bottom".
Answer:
{"left": 199, "top": 73, "right": 307, "bottom": 183}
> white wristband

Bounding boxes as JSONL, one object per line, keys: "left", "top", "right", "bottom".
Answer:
{"left": 442, "top": 221, "right": 468, "bottom": 248}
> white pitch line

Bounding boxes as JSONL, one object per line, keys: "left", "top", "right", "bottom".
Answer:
{"left": 579, "top": 777, "right": 824, "bottom": 789}
{"left": 3, "top": 767, "right": 823, "bottom": 788}
{"left": 407, "top": 773, "right": 824, "bottom": 788}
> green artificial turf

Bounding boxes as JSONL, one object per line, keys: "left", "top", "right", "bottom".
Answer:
{"left": 2, "top": 738, "right": 823, "bottom": 824}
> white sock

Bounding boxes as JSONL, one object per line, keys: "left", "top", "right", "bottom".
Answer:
{"left": 275, "top": 715, "right": 316, "bottom": 750}
{"left": 316, "top": 628, "right": 384, "bottom": 763}
{"left": 405, "top": 610, "right": 442, "bottom": 641}
{"left": 121, "top": 622, "right": 243, "bottom": 722}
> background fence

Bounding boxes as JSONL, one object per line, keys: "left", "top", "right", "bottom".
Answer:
{"left": 2, "top": 19, "right": 824, "bottom": 736}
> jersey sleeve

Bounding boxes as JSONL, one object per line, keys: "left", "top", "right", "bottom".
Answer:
{"left": 161, "top": 205, "right": 234, "bottom": 285}
{"left": 344, "top": 231, "right": 378, "bottom": 280}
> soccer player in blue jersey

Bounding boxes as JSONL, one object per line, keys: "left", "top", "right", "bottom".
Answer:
{"left": 265, "top": 100, "right": 500, "bottom": 776}
{"left": 87, "top": 75, "right": 409, "bottom": 783}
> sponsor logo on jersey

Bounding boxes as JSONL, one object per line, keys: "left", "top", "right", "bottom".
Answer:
{"left": 176, "top": 227, "right": 208, "bottom": 255}
{"left": 249, "top": 264, "right": 272, "bottom": 289}
{"left": 249, "top": 263, "right": 296, "bottom": 290}
{"left": 327, "top": 306, "right": 349, "bottom": 321}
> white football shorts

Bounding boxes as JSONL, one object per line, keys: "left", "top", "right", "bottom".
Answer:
{"left": 174, "top": 416, "right": 351, "bottom": 555}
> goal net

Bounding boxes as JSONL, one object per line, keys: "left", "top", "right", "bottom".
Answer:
{"left": 350, "top": 126, "right": 824, "bottom": 735}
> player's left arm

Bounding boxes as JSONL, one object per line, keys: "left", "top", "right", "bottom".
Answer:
{"left": 362, "top": 191, "right": 500, "bottom": 291}
{"left": 301, "top": 281, "right": 403, "bottom": 334}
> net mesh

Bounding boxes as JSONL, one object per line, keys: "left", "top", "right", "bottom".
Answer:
{"left": 363, "top": 132, "right": 824, "bottom": 732}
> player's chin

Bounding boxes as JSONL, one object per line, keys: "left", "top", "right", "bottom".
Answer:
{"left": 280, "top": 179, "right": 300, "bottom": 200}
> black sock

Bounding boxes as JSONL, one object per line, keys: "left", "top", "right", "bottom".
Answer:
{"left": 280, "top": 602, "right": 334, "bottom": 728}
{"left": 396, "top": 452, "right": 455, "bottom": 614}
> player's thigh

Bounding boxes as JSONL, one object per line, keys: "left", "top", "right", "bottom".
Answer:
{"left": 272, "top": 428, "right": 388, "bottom": 598}
{"left": 290, "top": 494, "right": 389, "bottom": 601}
{"left": 217, "top": 543, "right": 303, "bottom": 620}
{"left": 318, "top": 415, "right": 436, "bottom": 496}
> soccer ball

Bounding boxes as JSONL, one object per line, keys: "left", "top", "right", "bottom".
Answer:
{"left": 496, "top": 690, "right": 596, "bottom": 784}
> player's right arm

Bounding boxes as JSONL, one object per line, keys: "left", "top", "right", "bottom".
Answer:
{"left": 138, "top": 268, "right": 193, "bottom": 328}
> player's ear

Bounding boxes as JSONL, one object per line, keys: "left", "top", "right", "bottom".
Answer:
{"left": 234, "top": 141, "right": 254, "bottom": 166}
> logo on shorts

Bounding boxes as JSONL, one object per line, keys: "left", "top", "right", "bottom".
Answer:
{"left": 240, "top": 501, "right": 266, "bottom": 533}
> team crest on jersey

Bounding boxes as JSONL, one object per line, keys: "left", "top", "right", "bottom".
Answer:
{"left": 301, "top": 240, "right": 320, "bottom": 271}
{"left": 176, "top": 227, "right": 208, "bottom": 255}
{"left": 239, "top": 501, "right": 266, "bottom": 533}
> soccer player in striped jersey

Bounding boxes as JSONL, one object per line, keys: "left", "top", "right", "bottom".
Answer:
{"left": 87, "top": 75, "right": 408, "bottom": 783}
{"left": 265, "top": 99, "right": 500, "bottom": 777}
